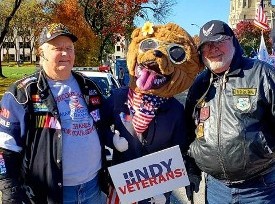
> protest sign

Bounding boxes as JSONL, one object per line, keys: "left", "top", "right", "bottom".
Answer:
{"left": 108, "top": 145, "right": 190, "bottom": 203}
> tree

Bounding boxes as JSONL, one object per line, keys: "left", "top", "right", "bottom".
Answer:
{"left": 81, "top": 0, "right": 176, "bottom": 62}
{"left": 234, "top": 21, "right": 271, "bottom": 57}
{"left": 50, "top": 0, "right": 100, "bottom": 66}
{"left": 0, "top": 0, "right": 22, "bottom": 77}
{"left": 11, "top": 0, "right": 50, "bottom": 63}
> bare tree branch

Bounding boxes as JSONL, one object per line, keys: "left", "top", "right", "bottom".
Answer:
{"left": 0, "top": 0, "right": 22, "bottom": 43}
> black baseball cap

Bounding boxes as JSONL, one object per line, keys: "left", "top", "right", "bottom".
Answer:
{"left": 198, "top": 20, "right": 234, "bottom": 49}
{"left": 39, "top": 23, "right": 78, "bottom": 46}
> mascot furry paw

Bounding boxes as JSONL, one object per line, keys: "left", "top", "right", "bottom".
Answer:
{"left": 106, "top": 22, "right": 202, "bottom": 204}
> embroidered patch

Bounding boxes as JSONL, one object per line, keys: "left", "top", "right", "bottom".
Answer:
{"left": 90, "top": 109, "right": 100, "bottom": 122}
{"left": 0, "top": 108, "right": 10, "bottom": 119}
{"left": 0, "top": 118, "right": 10, "bottom": 127}
{"left": 232, "top": 88, "right": 256, "bottom": 96}
{"left": 203, "top": 23, "right": 214, "bottom": 36}
{"left": 196, "top": 123, "right": 204, "bottom": 139}
{"left": 0, "top": 153, "right": 7, "bottom": 175}
{"left": 35, "top": 115, "right": 61, "bottom": 129}
{"left": 200, "top": 107, "right": 210, "bottom": 122}
{"left": 33, "top": 103, "right": 49, "bottom": 112}
{"left": 31, "top": 94, "right": 41, "bottom": 102}
{"left": 89, "top": 96, "right": 101, "bottom": 105}
{"left": 17, "top": 77, "right": 37, "bottom": 89}
{"left": 89, "top": 89, "right": 98, "bottom": 96}
{"left": 236, "top": 97, "right": 251, "bottom": 111}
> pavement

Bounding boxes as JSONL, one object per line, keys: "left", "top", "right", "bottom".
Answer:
{"left": 170, "top": 173, "right": 205, "bottom": 204}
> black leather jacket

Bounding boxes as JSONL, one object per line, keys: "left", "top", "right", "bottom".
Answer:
{"left": 185, "top": 38, "right": 275, "bottom": 183}
{"left": 0, "top": 70, "right": 109, "bottom": 203}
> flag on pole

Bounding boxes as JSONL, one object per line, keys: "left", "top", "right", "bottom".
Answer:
{"left": 254, "top": 0, "right": 269, "bottom": 30}
{"left": 257, "top": 33, "right": 269, "bottom": 62}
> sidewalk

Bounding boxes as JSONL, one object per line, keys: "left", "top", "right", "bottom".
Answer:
{"left": 170, "top": 173, "right": 205, "bottom": 204}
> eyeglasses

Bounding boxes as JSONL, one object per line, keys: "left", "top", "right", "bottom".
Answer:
{"left": 201, "top": 37, "right": 232, "bottom": 53}
{"left": 139, "top": 38, "right": 186, "bottom": 64}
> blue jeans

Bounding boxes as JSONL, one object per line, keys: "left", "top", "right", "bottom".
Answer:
{"left": 63, "top": 175, "right": 105, "bottom": 204}
{"left": 206, "top": 169, "right": 275, "bottom": 204}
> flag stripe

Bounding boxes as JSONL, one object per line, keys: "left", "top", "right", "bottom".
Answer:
{"left": 107, "top": 186, "right": 137, "bottom": 204}
{"left": 254, "top": 20, "right": 269, "bottom": 30}
{"left": 254, "top": 0, "right": 269, "bottom": 30}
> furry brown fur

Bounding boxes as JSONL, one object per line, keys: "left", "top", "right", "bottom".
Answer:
{"left": 127, "top": 22, "right": 203, "bottom": 97}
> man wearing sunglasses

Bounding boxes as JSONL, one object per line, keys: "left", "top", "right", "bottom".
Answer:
{"left": 185, "top": 20, "right": 275, "bottom": 203}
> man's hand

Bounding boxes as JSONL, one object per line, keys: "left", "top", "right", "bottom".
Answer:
{"left": 185, "top": 174, "right": 201, "bottom": 201}
{"left": 150, "top": 194, "right": 166, "bottom": 204}
{"left": 113, "top": 130, "right": 128, "bottom": 152}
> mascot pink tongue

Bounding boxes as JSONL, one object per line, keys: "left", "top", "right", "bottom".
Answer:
{"left": 136, "top": 69, "right": 156, "bottom": 91}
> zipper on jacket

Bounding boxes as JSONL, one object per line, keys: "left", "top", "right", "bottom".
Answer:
{"left": 217, "top": 69, "right": 229, "bottom": 179}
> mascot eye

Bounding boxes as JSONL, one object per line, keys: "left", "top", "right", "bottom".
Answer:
{"left": 139, "top": 39, "right": 158, "bottom": 52}
{"left": 168, "top": 46, "right": 186, "bottom": 64}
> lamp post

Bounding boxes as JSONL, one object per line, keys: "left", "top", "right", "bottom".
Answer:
{"left": 191, "top": 23, "right": 201, "bottom": 29}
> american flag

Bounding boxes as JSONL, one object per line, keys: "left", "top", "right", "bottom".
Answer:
{"left": 254, "top": 0, "right": 269, "bottom": 30}
{"left": 128, "top": 89, "right": 167, "bottom": 134}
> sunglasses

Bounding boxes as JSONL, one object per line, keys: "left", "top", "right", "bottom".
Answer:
{"left": 139, "top": 38, "right": 186, "bottom": 64}
{"left": 201, "top": 37, "right": 232, "bottom": 53}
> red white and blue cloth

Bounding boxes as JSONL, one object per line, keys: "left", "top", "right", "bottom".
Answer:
{"left": 127, "top": 89, "right": 167, "bottom": 134}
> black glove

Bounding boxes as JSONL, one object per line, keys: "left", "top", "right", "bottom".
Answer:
{"left": 185, "top": 174, "right": 201, "bottom": 201}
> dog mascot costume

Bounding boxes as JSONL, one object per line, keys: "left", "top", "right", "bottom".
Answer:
{"left": 105, "top": 22, "right": 202, "bottom": 204}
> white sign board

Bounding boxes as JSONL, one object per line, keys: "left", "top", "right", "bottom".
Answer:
{"left": 108, "top": 145, "right": 190, "bottom": 203}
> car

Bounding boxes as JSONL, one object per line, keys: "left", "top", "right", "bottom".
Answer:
{"left": 75, "top": 70, "right": 121, "bottom": 98}
{"left": 73, "top": 68, "right": 117, "bottom": 164}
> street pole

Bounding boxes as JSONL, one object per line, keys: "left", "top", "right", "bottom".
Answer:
{"left": 191, "top": 23, "right": 201, "bottom": 29}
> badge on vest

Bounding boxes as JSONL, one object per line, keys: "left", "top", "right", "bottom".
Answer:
{"left": 196, "top": 123, "right": 204, "bottom": 139}
{"left": 232, "top": 88, "right": 257, "bottom": 96}
{"left": 199, "top": 107, "right": 210, "bottom": 122}
{"left": 236, "top": 97, "right": 251, "bottom": 111}
{"left": 90, "top": 109, "right": 100, "bottom": 122}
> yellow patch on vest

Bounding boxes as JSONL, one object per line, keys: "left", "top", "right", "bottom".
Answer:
{"left": 232, "top": 88, "right": 257, "bottom": 96}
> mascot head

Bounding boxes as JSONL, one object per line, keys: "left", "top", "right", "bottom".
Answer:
{"left": 127, "top": 21, "right": 203, "bottom": 97}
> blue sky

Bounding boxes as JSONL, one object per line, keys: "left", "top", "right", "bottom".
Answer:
{"left": 135, "top": 0, "right": 230, "bottom": 36}
{"left": 165, "top": 0, "right": 275, "bottom": 36}
{"left": 135, "top": 0, "right": 275, "bottom": 36}
{"left": 166, "top": 0, "right": 230, "bottom": 36}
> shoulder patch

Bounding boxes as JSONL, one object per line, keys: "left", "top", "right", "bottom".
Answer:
{"left": 16, "top": 76, "right": 37, "bottom": 89}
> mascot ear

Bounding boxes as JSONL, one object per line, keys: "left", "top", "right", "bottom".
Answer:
{"left": 131, "top": 28, "right": 141, "bottom": 39}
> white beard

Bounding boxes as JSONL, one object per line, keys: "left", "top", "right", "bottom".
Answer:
{"left": 203, "top": 46, "right": 235, "bottom": 73}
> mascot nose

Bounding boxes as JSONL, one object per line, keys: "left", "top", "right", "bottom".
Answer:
{"left": 153, "top": 50, "right": 163, "bottom": 58}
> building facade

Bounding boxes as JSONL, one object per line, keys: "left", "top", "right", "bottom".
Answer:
{"left": 229, "top": 0, "right": 275, "bottom": 49}
{"left": 0, "top": 32, "right": 37, "bottom": 63}
{"left": 106, "top": 34, "right": 128, "bottom": 72}
{"left": 229, "top": 0, "right": 275, "bottom": 29}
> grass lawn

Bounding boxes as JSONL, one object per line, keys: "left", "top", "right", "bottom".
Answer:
{"left": 0, "top": 64, "right": 36, "bottom": 99}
